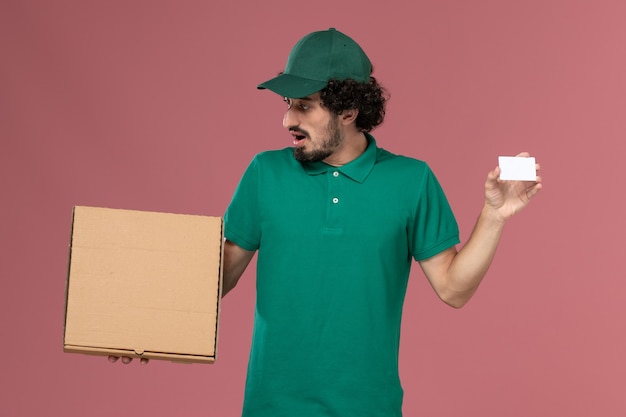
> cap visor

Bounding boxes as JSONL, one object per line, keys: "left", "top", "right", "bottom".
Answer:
{"left": 257, "top": 74, "right": 327, "bottom": 98}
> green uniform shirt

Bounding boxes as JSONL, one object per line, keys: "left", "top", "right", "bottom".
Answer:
{"left": 225, "top": 135, "right": 459, "bottom": 417}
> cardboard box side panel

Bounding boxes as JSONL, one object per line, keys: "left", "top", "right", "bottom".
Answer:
{"left": 63, "top": 345, "right": 215, "bottom": 364}
{"left": 213, "top": 218, "right": 224, "bottom": 360}
{"left": 63, "top": 206, "right": 78, "bottom": 346}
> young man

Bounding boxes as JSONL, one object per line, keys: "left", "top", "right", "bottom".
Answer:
{"left": 112, "top": 28, "right": 542, "bottom": 416}
{"left": 221, "top": 28, "right": 542, "bottom": 416}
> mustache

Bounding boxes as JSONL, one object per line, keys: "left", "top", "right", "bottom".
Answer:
{"left": 289, "top": 127, "right": 310, "bottom": 137}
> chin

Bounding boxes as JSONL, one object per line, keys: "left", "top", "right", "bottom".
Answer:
{"left": 293, "top": 148, "right": 332, "bottom": 163}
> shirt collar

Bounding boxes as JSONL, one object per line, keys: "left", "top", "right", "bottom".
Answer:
{"left": 302, "top": 134, "right": 377, "bottom": 183}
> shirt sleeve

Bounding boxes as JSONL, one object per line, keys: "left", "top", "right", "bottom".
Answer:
{"left": 224, "top": 156, "right": 261, "bottom": 251}
{"left": 409, "top": 164, "right": 460, "bottom": 261}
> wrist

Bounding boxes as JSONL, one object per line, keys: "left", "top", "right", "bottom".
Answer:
{"left": 480, "top": 204, "right": 507, "bottom": 227}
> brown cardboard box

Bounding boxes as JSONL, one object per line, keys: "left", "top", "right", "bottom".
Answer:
{"left": 64, "top": 206, "right": 223, "bottom": 364}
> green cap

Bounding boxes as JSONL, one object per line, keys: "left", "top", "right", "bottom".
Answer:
{"left": 257, "top": 28, "right": 372, "bottom": 98}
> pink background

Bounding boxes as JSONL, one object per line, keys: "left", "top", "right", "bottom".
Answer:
{"left": 2, "top": 0, "right": 625, "bottom": 416}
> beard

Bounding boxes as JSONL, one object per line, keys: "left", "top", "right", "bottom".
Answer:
{"left": 293, "top": 118, "right": 343, "bottom": 163}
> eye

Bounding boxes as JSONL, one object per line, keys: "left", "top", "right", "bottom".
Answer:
{"left": 284, "top": 97, "right": 311, "bottom": 111}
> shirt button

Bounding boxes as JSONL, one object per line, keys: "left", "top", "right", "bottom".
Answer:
{"left": 333, "top": 171, "right": 339, "bottom": 177}
{"left": 332, "top": 197, "right": 339, "bottom": 204}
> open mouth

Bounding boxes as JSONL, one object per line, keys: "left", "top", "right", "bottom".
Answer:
{"left": 290, "top": 130, "right": 308, "bottom": 146}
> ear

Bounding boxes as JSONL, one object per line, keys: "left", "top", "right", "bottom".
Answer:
{"left": 339, "top": 108, "right": 359, "bottom": 126}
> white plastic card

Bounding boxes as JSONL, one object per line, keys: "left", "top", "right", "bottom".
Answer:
{"left": 498, "top": 156, "right": 536, "bottom": 181}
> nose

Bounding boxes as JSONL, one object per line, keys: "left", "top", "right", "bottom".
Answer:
{"left": 282, "top": 107, "right": 299, "bottom": 129}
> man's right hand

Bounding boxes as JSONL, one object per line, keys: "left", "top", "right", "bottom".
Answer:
{"left": 108, "top": 355, "right": 149, "bottom": 365}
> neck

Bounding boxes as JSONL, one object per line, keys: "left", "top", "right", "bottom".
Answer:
{"left": 323, "top": 131, "right": 368, "bottom": 167}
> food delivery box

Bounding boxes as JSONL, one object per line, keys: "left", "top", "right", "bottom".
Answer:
{"left": 63, "top": 206, "right": 223, "bottom": 363}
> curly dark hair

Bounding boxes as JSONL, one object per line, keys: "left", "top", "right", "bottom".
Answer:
{"left": 319, "top": 76, "right": 388, "bottom": 132}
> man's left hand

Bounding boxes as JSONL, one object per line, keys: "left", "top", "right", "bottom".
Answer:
{"left": 484, "top": 152, "right": 543, "bottom": 222}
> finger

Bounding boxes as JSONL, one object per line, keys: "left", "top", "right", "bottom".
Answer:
{"left": 515, "top": 151, "right": 530, "bottom": 158}
{"left": 488, "top": 166, "right": 500, "bottom": 180}
{"left": 121, "top": 356, "right": 133, "bottom": 364}
{"left": 140, "top": 358, "right": 150, "bottom": 365}
{"left": 108, "top": 356, "right": 119, "bottom": 363}
{"left": 527, "top": 182, "right": 543, "bottom": 198}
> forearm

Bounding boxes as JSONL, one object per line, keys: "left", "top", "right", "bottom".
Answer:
{"left": 222, "top": 261, "right": 244, "bottom": 297}
{"left": 222, "top": 240, "right": 255, "bottom": 297}
{"left": 444, "top": 205, "right": 506, "bottom": 307}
